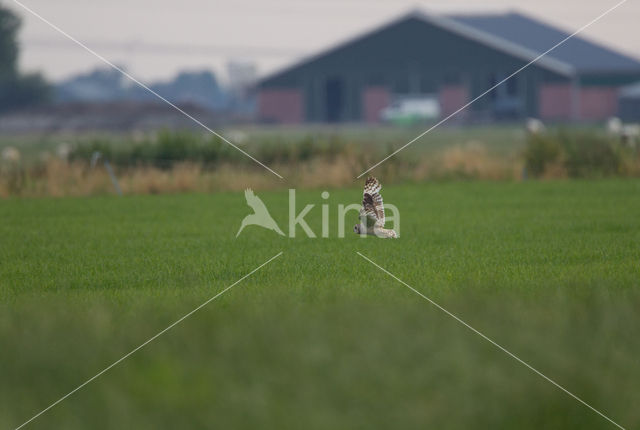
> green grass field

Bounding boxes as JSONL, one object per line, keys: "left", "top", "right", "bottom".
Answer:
{"left": 1, "top": 179, "right": 639, "bottom": 429}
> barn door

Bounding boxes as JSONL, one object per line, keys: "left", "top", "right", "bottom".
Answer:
{"left": 325, "top": 77, "right": 345, "bottom": 122}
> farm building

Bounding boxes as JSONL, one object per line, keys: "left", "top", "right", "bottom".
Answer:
{"left": 619, "top": 82, "right": 640, "bottom": 121}
{"left": 257, "top": 10, "right": 640, "bottom": 124}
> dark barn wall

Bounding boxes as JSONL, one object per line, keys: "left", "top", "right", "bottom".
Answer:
{"left": 619, "top": 96, "right": 640, "bottom": 121}
{"left": 260, "top": 17, "right": 566, "bottom": 122}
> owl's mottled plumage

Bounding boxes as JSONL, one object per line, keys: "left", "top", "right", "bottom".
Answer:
{"left": 354, "top": 177, "right": 397, "bottom": 238}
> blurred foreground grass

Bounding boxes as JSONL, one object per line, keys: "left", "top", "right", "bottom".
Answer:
{"left": 1, "top": 180, "right": 639, "bottom": 429}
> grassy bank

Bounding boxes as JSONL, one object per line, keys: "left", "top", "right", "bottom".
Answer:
{"left": 1, "top": 180, "right": 639, "bottom": 428}
{"left": 2, "top": 125, "right": 639, "bottom": 197}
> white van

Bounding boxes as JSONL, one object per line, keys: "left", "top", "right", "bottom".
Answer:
{"left": 380, "top": 95, "right": 440, "bottom": 124}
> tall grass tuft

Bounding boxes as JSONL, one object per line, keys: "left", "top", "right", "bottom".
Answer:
{"left": 524, "top": 130, "right": 639, "bottom": 178}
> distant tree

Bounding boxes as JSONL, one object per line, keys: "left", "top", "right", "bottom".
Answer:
{"left": 56, "top": 67, "right": 127, "bottom": 102}
{"left": 0, "top": 3, "right": 50, "bottom": 112}
{"left": 0, "top": 1, "right": 19, "bottom": 78}
{"left": 0, "top": 72, "right": 50, "bottom": 109}
{"left": 58, "top": 67, "right": 228, "bottom": 110}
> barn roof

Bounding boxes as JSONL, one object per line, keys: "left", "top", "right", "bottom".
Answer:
{"left": 448, "top": 12, "right": 640, "bottom": 74}
{"left": 259, "top": 9, "right": 640, "bottom": 86}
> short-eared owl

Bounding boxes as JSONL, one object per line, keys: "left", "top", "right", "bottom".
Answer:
{"left": 353, "top": 176, "right": 397, "bottom": 238}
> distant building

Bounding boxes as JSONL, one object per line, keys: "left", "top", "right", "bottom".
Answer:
{"left": 257, "top": 10, "right": 640, "bottom": 124}
{"left": 226, "top": 60, "right": 258, "bottom": 115}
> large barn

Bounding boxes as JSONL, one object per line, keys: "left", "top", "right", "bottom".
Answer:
{"left": 257, "top": 10, "right": 640, "bottom": 124}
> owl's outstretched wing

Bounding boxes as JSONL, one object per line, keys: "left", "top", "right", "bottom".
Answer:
{"left": 362, "top": 176, "right": 385, "bottom": 227}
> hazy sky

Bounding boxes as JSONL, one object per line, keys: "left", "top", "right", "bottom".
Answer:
{"left": 7, "top": 0, "right": 640, "bottom": 84}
